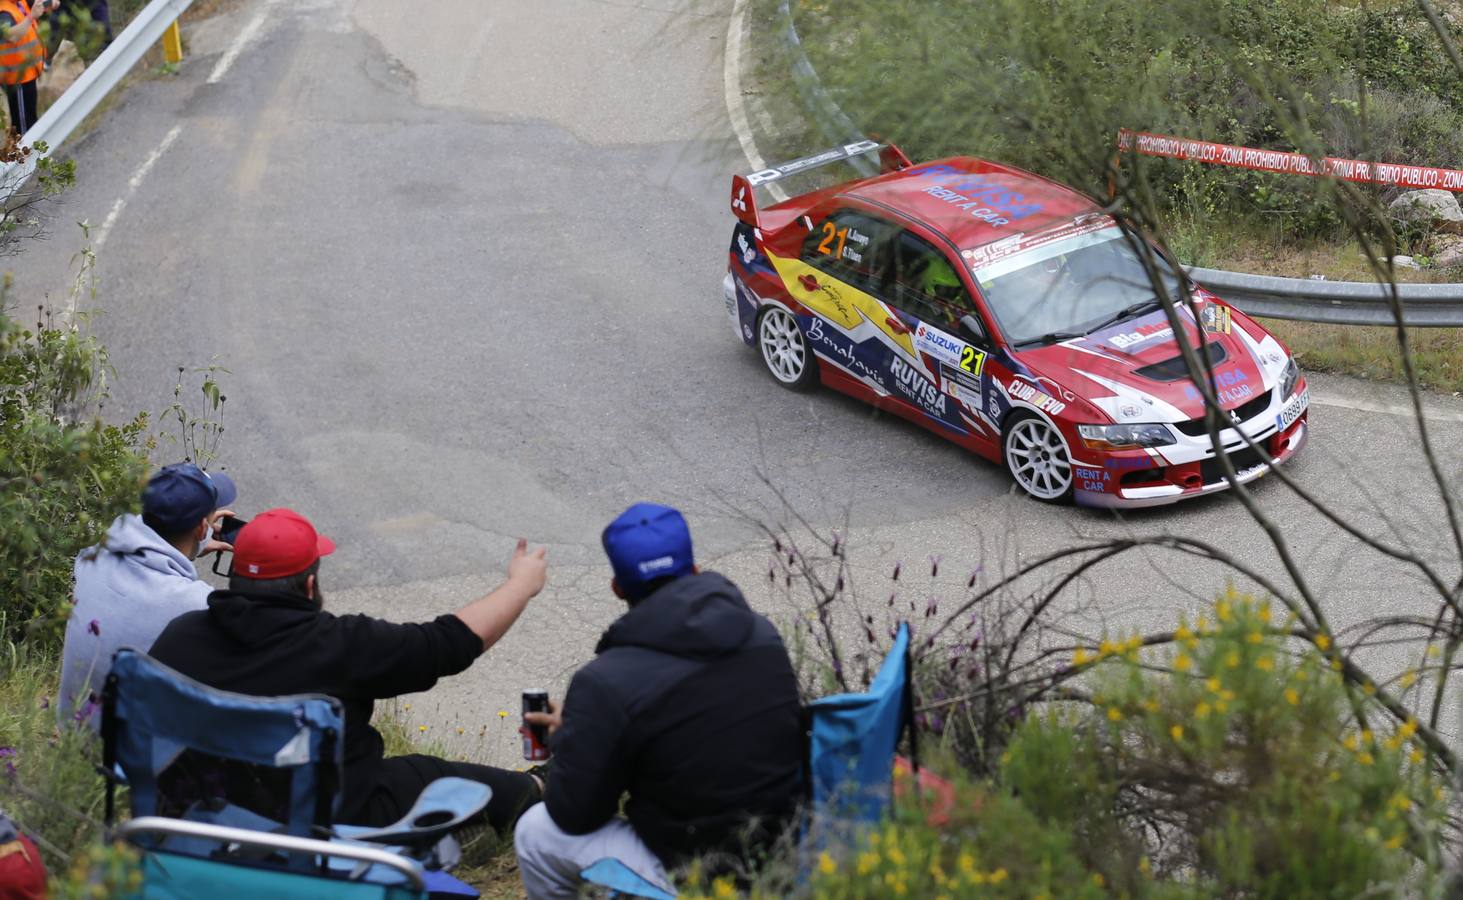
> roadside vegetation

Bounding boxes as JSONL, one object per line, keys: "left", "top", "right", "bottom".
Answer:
{"left": 751, "top": 0, "right": 1463, "bottom": 392}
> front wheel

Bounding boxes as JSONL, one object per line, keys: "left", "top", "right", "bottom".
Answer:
{"left": 757, "top": 307, "right": 819, "bottom": 391}
{"left": 1003, "top": 413, "right": 1074, "bottom": 503}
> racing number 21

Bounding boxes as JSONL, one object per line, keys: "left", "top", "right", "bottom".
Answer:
{"left": 960, "top": 346, "right": 987, "bottom": 376}
{"left": 816, "top": 222, "right": 848, "bottom": 258}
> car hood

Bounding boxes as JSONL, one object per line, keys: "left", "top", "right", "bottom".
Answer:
{"left": 1012, "top": 295, "right": 1291, "bottom": 425}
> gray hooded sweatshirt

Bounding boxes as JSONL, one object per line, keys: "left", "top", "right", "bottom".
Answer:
{"left": 57, "top": 513, "right": 212, "bottom": 727}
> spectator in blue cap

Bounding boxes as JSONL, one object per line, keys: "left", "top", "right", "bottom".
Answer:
{"left": 57, "top": 462, "right": 237, "bottom": 727}
{"left": 514, "top": 502, "right": 803, "bottom": 899}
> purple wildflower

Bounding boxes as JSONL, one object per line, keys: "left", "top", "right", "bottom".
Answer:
{"left": 0, "top": 747, "right": 17, "bottom": 759}
{"left": 929, "top": 554, "right": 943, "bottom": 577}
{"left": 967, "top": 566, "right": 983, "bottom": 588}
{"left": 925, "top": 597, "right": 939, "bottom": 618}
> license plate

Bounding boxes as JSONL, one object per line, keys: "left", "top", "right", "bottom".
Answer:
{"left": 1276, "top": 387, "right": 1309, "bottom": 431}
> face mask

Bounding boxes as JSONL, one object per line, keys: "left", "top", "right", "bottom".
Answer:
{"left": 192, "top": 524, "right": 213, "bottom": 560}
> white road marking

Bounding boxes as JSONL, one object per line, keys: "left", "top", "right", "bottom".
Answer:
{"left": 89, "top": 124, "right": 184, "bottom": 261}
{"left": 723, "top": 0, "right": 787, "bottom": 203}
{"left": 207, "top": 5, "right": 270, "bottom": 84}
{"left": 1311, "top": 392, "right": 1463, "bottom": 423}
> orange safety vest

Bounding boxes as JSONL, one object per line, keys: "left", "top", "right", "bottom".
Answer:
{"left": 0, "top": 0, "right": 44, "bottom": 86}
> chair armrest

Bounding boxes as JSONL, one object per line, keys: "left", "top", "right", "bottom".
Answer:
{"left": 116, "top": 816, "right": 425, "bottom": 891}
{"left": 339, "top": 777, "right": 490, "bottom": 847}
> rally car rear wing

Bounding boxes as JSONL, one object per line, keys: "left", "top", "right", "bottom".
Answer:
{"left": 731, "top": 140, "right": 913, "bottom": 228}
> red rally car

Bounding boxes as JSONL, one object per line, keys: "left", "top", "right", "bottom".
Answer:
{"left": 722, "top": 142, "right": 1309, "bottom": 507}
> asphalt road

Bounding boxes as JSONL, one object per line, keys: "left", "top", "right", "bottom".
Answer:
{"left": 10, "top": 0, "right": 1463, "bottom": 764}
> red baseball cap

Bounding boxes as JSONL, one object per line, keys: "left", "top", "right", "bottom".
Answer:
{"left": 232, "top": 508, "right": 336, "bottom": 579}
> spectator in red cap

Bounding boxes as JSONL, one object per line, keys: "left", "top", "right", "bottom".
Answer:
{"left": 148, "top": 507, "right": 549, "bottom": 833}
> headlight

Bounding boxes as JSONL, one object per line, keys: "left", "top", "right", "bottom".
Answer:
{"left": 1280, "top": 356, "right": 1300, "bottom": 400}
{"left": 1077, "top": 422, "right": 1176, "bottom": 451}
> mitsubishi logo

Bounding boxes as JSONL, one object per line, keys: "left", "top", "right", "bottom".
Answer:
{"left": 732, "top": 186, "right": 748, "bottom": 212}
{"left": 1229, "top": 409, "right": 1242, "bottom": 427}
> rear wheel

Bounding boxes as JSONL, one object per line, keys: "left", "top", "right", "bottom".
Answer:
{"left": 757, "top": 307, "right": 818, "bottom": 391}
{"left": 1003, "top": 413, "right": 1074, "bottom": 503}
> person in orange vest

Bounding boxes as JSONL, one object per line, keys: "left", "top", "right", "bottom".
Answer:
{"left": 0, "top": 0, "right": 53, "bottom": 134}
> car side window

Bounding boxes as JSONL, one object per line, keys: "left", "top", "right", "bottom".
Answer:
{"left": 880, "top": 231, "right": 977, "bottom": 331}
{"left": 800, "top": 210, "right": 892, "bottom": 293}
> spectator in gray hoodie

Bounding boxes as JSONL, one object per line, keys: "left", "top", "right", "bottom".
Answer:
{"left": 57, "top": 462, "right": 236, "bottom": 727}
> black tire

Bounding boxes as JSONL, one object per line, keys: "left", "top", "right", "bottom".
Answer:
{"left": 756, "top": 306, "right": 819, "bottom": 391}
{"left": 1002, "top": 411, "right": 1075, "bottom": 503}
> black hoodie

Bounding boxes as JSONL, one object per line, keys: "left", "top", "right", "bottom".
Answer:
{"left": 147, "top": 587, "right": 483, "bottom": 820}
{"left": 544, "top": 572, "right": 802, "bottom": 869}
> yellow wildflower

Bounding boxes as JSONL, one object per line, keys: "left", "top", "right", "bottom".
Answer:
{"left": 497, "top": 710, "right": 509, "bottom": 719}
{"left": 970, "top": 871, "right": 987, "bottom": 885}
{"left": 1175, "top": 623, "right": 1194, "bottom": 642}
{"left": 1245, "top": 631, "right": 1263, "bottom": 644}
{"left": 1217, "top": 600, "right": 1232, "bottom": 622}
{"left": 712, "top": 877, "right": 737, "bottom": 898}
{"left": 1294, "top": 668, "right": 1308, "bottom": 681}
{"left": 857, "top": 852, "right": 879, "bottom": 876}
{"left": 1142, "top": 698, "right": 1160, "bottom": 713}
{"left": 989, "top": 868, "right": 1009, "bottom": 884}
{"left": 1400, "top": 670, "right": 1417, "bottom": 688}
{"left": 1073, "top": 647, "right": 1092, "bottom": 666}
{"left": 1363, "top": 683, "right": 1377, "bottom": 696}
{"left": 418, "top": 725, "right": 428, "bottom": 732}
{"left": 1226, "top": 652, "right": 1241, "bottom": 668}
{"left": 403, "top": 703, "right": 411, "bottom": 710}
{"left": 958, "top": 853, "right": 975, "bottom": 874}
{"left": 1343, "top": 734, "right": 1359, "bottom": 751}
{"left": 818, "top": 852, "right": 836, "bottom": 875}
{"left": 1099, "top": 638, "right": 1117, "bottom": 657}
{"left": 1196, "top": 614, "right": 1211, "bottom": 632}
{"left": 1384, "top": 833, "right": 1404, "bottom": 850}
{"left": 1393, "top": 794, "right": 1412, "bottom": 812}
{"left": 1205, "top": 677, "right": 1221, "bottom": 693}
{"left": 1173, "top": 654, "right": 1192, "bottom": 672}
{"left": 1285, "top": 688, "right": 1300, "bottom": 706}
{"left": 1215, "top": 700, "right": 1228, "bottom": 714}
{"left": 1361, "top": 729, "right": 1374, "bottom": 744}
{"left": 1427, "top": 644, "right": 1442, "bottom": 658}
{"left": 887, "top": 846, "right": 906, "bottom": 867}
{"left": 1400, "top": 719, "right": 1419, "bottom": 738}
{"left": 929, "top": 861, "right": 946, "bottom": 884}
{"left": 1256, "top": 655, "right": 1274, "bottom": 671}
{"left": 1410, "top": 748, "right": 1426, "bottom": 764}
{"left": 1331, "top": 658, "right": 1343, "bottom": 671}
{"left": 1315, "top": 633, "right": 1331, "bottom": 651}
{"left": 1359, "top": 752, "right": 1375, "bottom": 765}
{"left": 1139, "top": 856, "right": 1152, "bottom": 876}
{"left": 1257, "top": 603, "right": 1272, "bottom": 623}
{"left": 1170, "top": 724, "right": 1184, "bottom": 741}
{"left": 1107, "top": 707, "right": 1123, "bottom": 722}
{"left": 1220, "top": 689, "right": 1236, "bottom": 702}
{"left": 1196, "top": 702, "right": 1212, "bottom": 719}
{"left": 1093, "top": 873, "right": 1106, "bottom": 887}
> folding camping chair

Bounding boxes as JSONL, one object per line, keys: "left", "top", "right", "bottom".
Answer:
{"left": 102, "top": 649, "right": 489, "bottom": 899}
{"left": 579, "top": 622, "right": 917, "bottom": 898}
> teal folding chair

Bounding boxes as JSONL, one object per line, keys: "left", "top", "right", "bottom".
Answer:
{"left": 102, "top": 649, "right": 488, "bottom": 899}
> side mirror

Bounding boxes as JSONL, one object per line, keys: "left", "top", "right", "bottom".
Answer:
{"left": 959, "top": 314, "right": 988, "bottom": 345}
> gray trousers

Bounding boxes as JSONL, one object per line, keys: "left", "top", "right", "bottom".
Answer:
{"left": 514, "top": 802, "right": 674, "bottom": 899}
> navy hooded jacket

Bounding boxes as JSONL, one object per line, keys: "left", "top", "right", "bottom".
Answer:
{"left": 544, "top": 572, "right": 802, "bottom": 868}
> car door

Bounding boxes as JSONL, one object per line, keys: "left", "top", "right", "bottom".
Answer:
{"left": 872, "top": 228, "right": 998, "bottom": 443}
{"left": 780, "top": 208, "right": 907, "bottom": 394}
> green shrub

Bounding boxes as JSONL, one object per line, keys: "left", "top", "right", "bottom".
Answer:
{"left": 0, "top": 303, "right": 150, "bottom": 646}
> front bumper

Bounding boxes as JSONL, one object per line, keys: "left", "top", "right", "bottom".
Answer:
{"left": 1075, "top": 385, "right": 1310, "bottom": 509}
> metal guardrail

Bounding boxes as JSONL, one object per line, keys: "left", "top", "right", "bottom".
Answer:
{"left": 0, "top": 0, "right": 195, "bottom": 204}
{"left": 774, "top": 5, "right": 1463, "bottom": 327}
{"left": 1187, "top": 267, "right": 1463, "bottom": 327}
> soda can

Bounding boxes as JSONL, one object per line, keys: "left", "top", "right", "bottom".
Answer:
{"left": 522, "top": 689, "right": 551, "bottom": 761}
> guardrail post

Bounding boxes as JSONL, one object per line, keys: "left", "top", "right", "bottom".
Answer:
{"left": 161, "top": 20, "right": 182, "bottom": 64}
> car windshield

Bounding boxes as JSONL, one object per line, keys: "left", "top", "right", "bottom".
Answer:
{"left": 972, "top": 227, "right": 1182, "bottom": 347}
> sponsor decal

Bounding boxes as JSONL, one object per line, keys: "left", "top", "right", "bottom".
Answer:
{"left": 743, "top": 323, "right": 753, "bottom": 341}
{"left": 737, "top": 232, "right": 756, "bottom": 265}
{"left": 1106, "top": 455, "right": 1159, "bottom": 471}
{"left": 1183, "top": 367, "right": 1252, "bottom": 407}
{"left": 1007, "top": 378, "right": 1068, "bottom": 416}
{"left": 1074, "top": 465, "right": 1111, "bottom": 493}
{"left": 745, "top": 141, "right": 881, "bottom": 186}
{"left": 904, "top": 166, "right": 1045, "bottom": 227}
{"left": 913, "top": 322, "right": 965, "bottom": 367}
{"left": 1276, "top": 387, "right": 1309, "bottom": 431}
{"left": 940, "top": 365, "right": 983, "bottom": 409}
{"left": 806, "top": 318, "right": 885, "bottom": 388}
{"left": 1109, "top": 321, "right": 1175, "bottom": 350}
{"left": 1200, "top": 303, "right": 1232, "bottom": 334}
{"left": 732, "top": 184, "right": 748, "bottom": 212}
{"left": 890, "top": 357, "right": 948, "bottom": 414}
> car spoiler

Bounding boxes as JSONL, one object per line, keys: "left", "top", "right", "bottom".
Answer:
{"left": 730, "top": 140, "right": 913, "bottom": 228}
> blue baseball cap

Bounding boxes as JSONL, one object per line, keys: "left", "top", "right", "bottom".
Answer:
{"left": 602, "top": 503, "right": 695, "bottom": 599}
{"left": 141, "top": 463, "right": 238, "bottom": 533}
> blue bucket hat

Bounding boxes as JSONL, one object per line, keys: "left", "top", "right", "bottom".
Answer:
{"left": 141, "top": 463, "right": 237, "bottom": 533}
{"left": 602, "top": 502, "right": 695, "bottom": 599}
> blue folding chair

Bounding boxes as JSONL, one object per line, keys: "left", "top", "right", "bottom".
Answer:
{"left": 804, "top": 621, "right": 917, "bottom": 831}
{"left": 579, "top": 623, "right": 916, "bottom": 898}
{"left": 102, "top": 649, "right": 489, "bottom": 899}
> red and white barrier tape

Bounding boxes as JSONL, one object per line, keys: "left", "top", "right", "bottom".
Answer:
{"left": 1118, "top": 128, "right": 1463, "bottom": 193}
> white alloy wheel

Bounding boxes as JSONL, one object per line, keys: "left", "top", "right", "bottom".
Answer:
{"left": 758, "top": 307, "right": 815, "bottom": 389}
{"left": 1004, "top": 415, "right": 1074, "bottom": 501}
